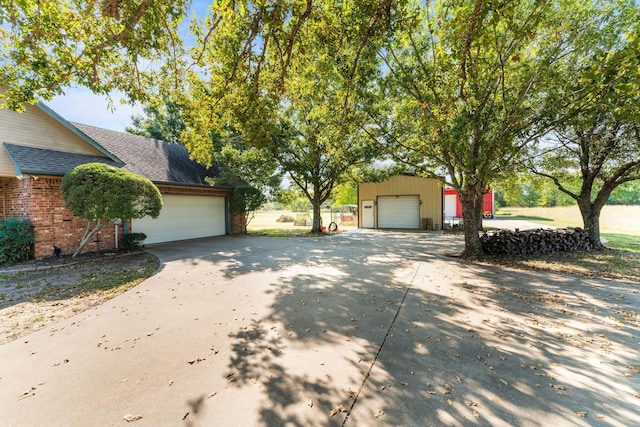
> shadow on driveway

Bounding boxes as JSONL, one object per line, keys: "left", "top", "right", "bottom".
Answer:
{"left": 150, "top": 230, "right": 639, "bottom": 426}
{"left": 0, "top": 230, "right": 637, "bottom": 427}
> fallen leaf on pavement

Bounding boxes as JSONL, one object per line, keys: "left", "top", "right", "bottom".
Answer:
{"left": 443, "top": 383, "right": 452, "bottom": 394}
{"left": 330, "top": 404, "right": 348, "bottom": 416}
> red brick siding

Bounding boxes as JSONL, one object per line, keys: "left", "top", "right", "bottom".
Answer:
{"left": 1, "top": 178, "right": 235, "bottom": 259}
{"left": 1, "top": 176, "right": 122, "bottom": 258}
{"left": 234, "top": 212, "right": 248, "bottom": 233}
{"left": 0, "top": 177, "right": 29, "bottom": 220}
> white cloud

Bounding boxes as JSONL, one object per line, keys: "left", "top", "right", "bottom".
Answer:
{"left": 46, "top": 87, "right": 144, "bottom": 132}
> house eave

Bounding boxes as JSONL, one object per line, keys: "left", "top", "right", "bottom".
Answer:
{"left": 36, "top": 102, "right": 122, "bottom": 163}
{"left": 152, "top": 180, "right": 234, "bottom": 191}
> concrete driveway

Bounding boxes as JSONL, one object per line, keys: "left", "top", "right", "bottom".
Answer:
{"left": 0, "top": 230, "right": 638, "bottom": 426}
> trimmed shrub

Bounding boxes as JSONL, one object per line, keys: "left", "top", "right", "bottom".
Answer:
{"left": 122, "top": 232, "right": 147, "bottom": 250}
{"left": 0, "top": 218, "right": 34, "bottom": 265}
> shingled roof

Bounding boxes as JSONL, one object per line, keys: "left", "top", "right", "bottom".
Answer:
{"left": 4, "top": 143, "right": 122, "bottom": 176}
{"left": 72, "top": 123, "right": 226, "bottom": 188}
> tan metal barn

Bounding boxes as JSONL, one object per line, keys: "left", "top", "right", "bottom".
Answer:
{"left": 358, "top": 175, "right": 443, "bottom": 230}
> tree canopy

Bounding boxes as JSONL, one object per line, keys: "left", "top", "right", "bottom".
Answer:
{"left": 61, "top": 163, "right": 162, "bottom": 256}
{"left": 372, "top": 0, "right": 577, "bottom": 256}
{"left": 0, "top": 0, "right": 187, "bottom": 110}
{"left": 177, "top": 1, "right": 399, "bottom": 232}
{"left": 524, "top": 0, "right": 640, "bottom": 247}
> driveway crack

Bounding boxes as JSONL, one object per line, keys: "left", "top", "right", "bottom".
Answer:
{"left": 341, "top": 263, "right": 423, "bottom": 426}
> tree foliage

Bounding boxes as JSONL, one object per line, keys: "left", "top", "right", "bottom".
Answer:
{"left": 0, "top": 0, "right": 188, "bottom": 109}
{"left": 0, "top": 218, "right": 34, "bottom": 265}
{"left": 376, "top": 0, "right": 607, "bottom": 257}
{"left": 231, "top": 185, "right": 266, "bottom": 232}
{"left": 125, "top": 98, "right": 185, "bottom": 143}
{"left": 177, "top": 1, "right": 401, "bottom": 232}
{"left": 126, "top": 97, "right": 281, "bottom": 199}
{"left": 61, "top": 163, "right": 162, "bottom": 257}
{"left": 525, "top": 0, "right": 640, "bottom": 247}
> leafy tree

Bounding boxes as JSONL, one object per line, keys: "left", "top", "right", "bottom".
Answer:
{"left": 125, "top": 97, "right": 281, "bottom": 229}
{"left": 525, "top": 0, "right": 640, "bottom": 247}
{"left": 330, "top": 183, "right": 357, "bottom": 206}
{"left": 495, "top": 175, "right": 576, "bottom": 208}
{"left": 127, "top": 96, "right": 282, "bottom": 200}
{"left": 61, "top": 163, "right": 162, "bottom": 257}
{"left": 609, "top": 181, "right": 640, "bottom": 205}
{"left": 126, "top": 99, "right": 185, "bottom": 143}
{"left": 0, "top": 0, "right": 188, "bottom": 109}
{"left": 376, "top": 0, "right": 603, "bottom": 257}
{"left": 274, "top": 189, "right": 311, "bottom": 212}
{"left": 178, "top": 1, "right": 399, "bottom": 232}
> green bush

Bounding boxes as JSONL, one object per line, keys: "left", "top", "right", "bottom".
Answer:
{"left": 122, "top": 232, "right": 147, "bottom": 250}
{"left": 0, "top": 218, "right": 34, "bottom": 266}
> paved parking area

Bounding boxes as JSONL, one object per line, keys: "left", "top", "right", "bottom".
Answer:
{"left": 0, "top": 230, "right": 638, "bottom": 426}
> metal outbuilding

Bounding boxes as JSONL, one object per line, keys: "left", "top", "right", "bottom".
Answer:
{"left": 358, "top": 175, "right": 443, "bottom": 230}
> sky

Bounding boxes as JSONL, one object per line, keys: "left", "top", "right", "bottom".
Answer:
{"left": 46, "top": 88, "right": 144, "bottom": 132}
{"left": 44, "top": 1, "right": 213, "bottom": 132}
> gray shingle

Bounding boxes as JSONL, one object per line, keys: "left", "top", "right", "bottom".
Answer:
{"left": 71, "top": 123, "right": 223, "bottom": 187}
{"left": 3, "top": 143, "right": 122, "bottom": 176}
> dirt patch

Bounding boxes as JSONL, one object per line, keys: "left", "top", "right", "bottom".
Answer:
{"left": 0, "top": 251, "right": 159, "bottom": 345}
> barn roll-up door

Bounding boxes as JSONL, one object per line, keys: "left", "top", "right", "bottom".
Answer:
{"left": 377, "top": 195, "right": 420, "bottom": 229}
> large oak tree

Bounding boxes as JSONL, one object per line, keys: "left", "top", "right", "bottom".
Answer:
{"left": 375, "top": 0, "right": 600, "bottom": 257}
{"left": 0, "top": 0, "right": 187, "bottom": 109}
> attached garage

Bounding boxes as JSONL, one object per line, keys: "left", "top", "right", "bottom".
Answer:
{"left": 358, "top": 175, "right": 443, "bottom": 230}
{"left": 133, "top": 194, "right": 226, "bottom": 244}
{"left": 377, "top": 195, "right": 420, "bottom": 229}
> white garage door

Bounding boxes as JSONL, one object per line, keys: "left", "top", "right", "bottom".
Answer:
{"left": 377, "top": 195, "right": 420, "bottom": 229}
{"left": 133, "top": 194, "right": 226, "bottom": 244}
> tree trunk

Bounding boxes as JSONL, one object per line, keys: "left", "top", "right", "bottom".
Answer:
{"left": 577, "top": 198, "right": 604, "bottom": 249}
{"left": 458, "top": 186, "right": 483, "bottom": 258}
{"left": 311, "top": 184, "right": 323, "bottom": 233}
{"left": 73, "top": 219, "right": 103, "bottom": 257}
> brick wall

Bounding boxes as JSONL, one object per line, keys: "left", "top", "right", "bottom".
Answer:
{"left": 0, "top": 177, "right": 29, "bottom": 220}
{"left": 1, "top": 177, "right": 237, "bottom": 260}
{"left": 1, "top": 176, "right": 122, "bottom": 259}
{"left": 30, "top": 177, "right": 121, "bottom": 258}
{"left": 233, "top": 212, "right": 248, "bottom": 233}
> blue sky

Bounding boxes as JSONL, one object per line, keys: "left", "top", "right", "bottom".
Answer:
{"left": 46, "top": 88, "right": 144, "bottom": 131}
{"left": 45, "top": 1, "right": 212, "bottom": 132}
